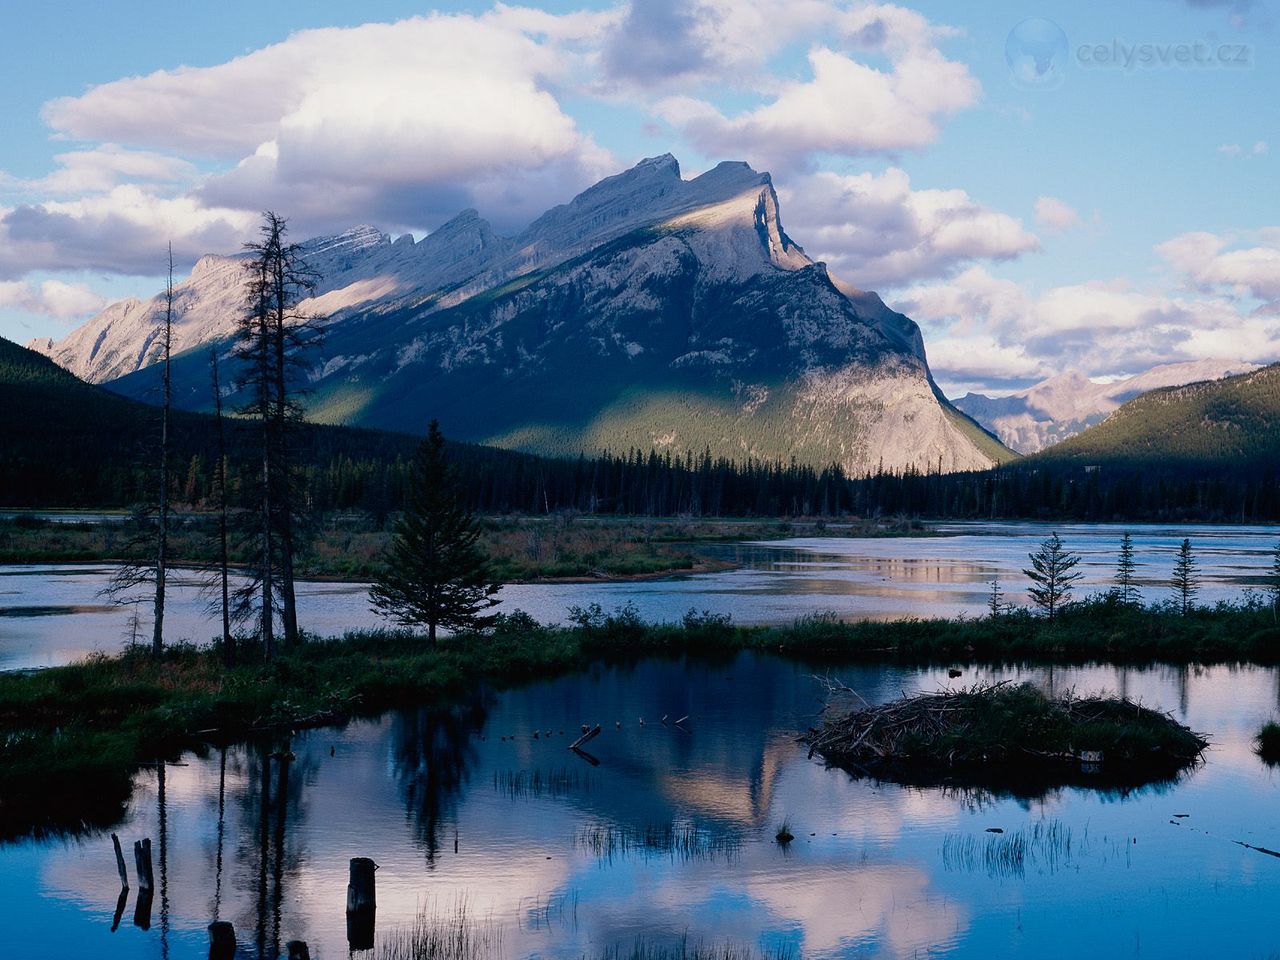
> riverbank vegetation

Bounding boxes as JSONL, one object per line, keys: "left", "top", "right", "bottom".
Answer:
{"left": 2, "top": 595, "right": 1279, "bottom": 836}
{"left": 0, "top": 513, "right": 915, "bottom": 582}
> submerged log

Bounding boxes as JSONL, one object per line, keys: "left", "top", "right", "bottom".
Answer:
{"left": 568, "top": 724, "right": 601, "bottom": 750}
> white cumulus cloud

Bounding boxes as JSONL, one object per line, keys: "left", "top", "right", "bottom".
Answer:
{"left": 0, "top": 279, "right": 108, "bottom": 320}
{"left": 780, "top": 169, "right": 1038, "bottom": 288}
{"left": 1034, "top": 196, "right": 1080, "bottom": 231}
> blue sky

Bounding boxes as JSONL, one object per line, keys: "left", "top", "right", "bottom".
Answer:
{"left": 1, "top": 0, "right": 1276, "bottom": 394}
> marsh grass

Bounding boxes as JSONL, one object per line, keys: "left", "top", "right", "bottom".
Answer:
{"left": 597, "top": 941, "right": 798, "bottom": 960}
{"left": 376, "top": 899, "right": 501, "bottom": 960}
{"left": 1256, "top": 721, "right": 1280, "bottom": 764}
{"left": 576, "top": 820, "right": 742, "bottom": 864}
{"left": 377, "top": 902, "right": 793, "bottom": 960}
{"left": 775, "top": 819, "right": 795, "bottom": 844}
{"left": 941, "top": 819, "right": 1079, "bottom": 879}
{"left": 518, "top": 889, "right": 579, "bottom": 931}
{"left": 493, "top": 768, "right": 594, "bottom": 800}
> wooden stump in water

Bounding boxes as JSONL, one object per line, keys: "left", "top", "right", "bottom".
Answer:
{"left": 346, "top": 857, "right": 377, "bottom": 950}
{"left": 132, "top": 887, "right": 153, "bottom": 931}
{"left": 346, "top": 857, "right": 377, "bottom": 912}
{"left": 208, "top": 920, "right": 236, "bottom": 960}
{"left": 287, "top": 940, "right": 311, "bottom": 960}
{"left": 347, "top": 909, "right": 375, "bottom": 951}
{"left": 133, "top": 838, "right": 154, "bottom": 893}
{"left": 111, "top": 833, "right": 129, "bottom": 890}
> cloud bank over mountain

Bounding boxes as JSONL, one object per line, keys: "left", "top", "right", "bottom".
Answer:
{"left": 1, "top": 1, "right": 1274, "bottom": 393}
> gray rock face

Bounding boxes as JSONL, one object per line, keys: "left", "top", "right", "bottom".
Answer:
{"left": 36, "top": 156, "right": 1007, "bottom": 474}
{"left": 953, "top": 359, "right": 1262, "bottom": 454}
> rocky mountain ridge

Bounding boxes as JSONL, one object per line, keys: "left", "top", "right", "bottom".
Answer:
{"left": 954, "top": 359, "right": 1261, "bottom": 453}
{"left": 35, "top": 156, "right": 1007, "bottom": 474}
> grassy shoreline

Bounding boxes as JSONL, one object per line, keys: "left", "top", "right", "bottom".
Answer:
{"left": 0, "top": 513, "right": 924, "bottom": 583}
{"left": 2, "top": 596, "right": 1278, "bottom": 836}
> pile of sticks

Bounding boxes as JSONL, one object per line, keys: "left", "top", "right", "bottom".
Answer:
{"left": 803, "top": 678, "right": 1206, "bottom": 769}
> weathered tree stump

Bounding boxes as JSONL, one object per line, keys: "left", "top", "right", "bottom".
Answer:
{"left": 111, "top": 833, "right": 129, "bottom": 890}
{"left": 346, "top": 857, "right": 377, "bottom": 950}
{"left": 133, "top": 838, "right": 154, "bottom": 893}
{"left": 287, "top": 940, "right": 311, "bottom": 960}
{"left": 346, "top": 857, "right": 377, "bottom": 913}
{"left": 208, "top": 920, "right": 236, "bottom": 960}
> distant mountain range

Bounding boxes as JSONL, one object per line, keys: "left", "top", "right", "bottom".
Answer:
{"left": 953, "top": 359, "right": 1260, "bottom": 454}
{"left": 1036, "top": 362, "right": 1280, "bottom": 466}
{"left": 32, "top": 155, "right": 1007, "bottom": 475}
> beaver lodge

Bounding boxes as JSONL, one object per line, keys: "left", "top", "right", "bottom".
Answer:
{"left": 803, "top": 680, "right": 1207, "bottom": 789}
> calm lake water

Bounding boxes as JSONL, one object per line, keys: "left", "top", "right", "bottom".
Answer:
{"left": 3, "top": 655, "right": 1280, "bottom": 959}
{"left": 2, "top": 522, "right": 1279, "bottom": 671}
{"left": 4, "top": 522, "right": 1280, "bottom": 958}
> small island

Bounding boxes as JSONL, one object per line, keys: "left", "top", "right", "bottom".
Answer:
{"left": 804, "top": 681, "right": 1208, "bottom": 791}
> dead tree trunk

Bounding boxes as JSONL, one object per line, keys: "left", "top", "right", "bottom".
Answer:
{"left": 210, "top": 349, "right": 234, "bottom": 666}
{"left": 112, "top": 833, "right": 129, "bottom": 889}
{"left": 152, "top": 245, "right": 175, "bottom": 658}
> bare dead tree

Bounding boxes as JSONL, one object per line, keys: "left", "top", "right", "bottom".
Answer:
{"left": 264, "top": 212, "right": 320, "bottom": 648}
{"left": 103, "top": 246, "right": 175, "bottom": 654}
{"left": 233, "top": 211, "right": 322, "bottom": 656}
{"left": 151, "top": 244, "right": 175, "bottom": 658}
{"left": 210, "top": 347, "right": 235, "bottom": 666}
{"left": 235, "top": 223, "right": 278, "bottom": 657}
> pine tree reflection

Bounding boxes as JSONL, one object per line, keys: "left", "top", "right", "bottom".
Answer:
{"left": 391, "top": 691, "right": 490, "bottom": 864}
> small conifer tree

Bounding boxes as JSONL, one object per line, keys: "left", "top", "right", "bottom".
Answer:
{"left": 1171, "top": 537, "right": 1199, "bottom": 615}
{"left": 369, "top": 420, "right": 500, "bottom": 643}
{"left": 1023, "top": 532, "right": 1083, "bottom": 620}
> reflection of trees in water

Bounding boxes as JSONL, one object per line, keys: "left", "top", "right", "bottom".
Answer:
{"left": 218, "top": 738, "right": 317, "bottom": 959}
{"left": 392, "top": 691, "right": 491, "bottom": 864}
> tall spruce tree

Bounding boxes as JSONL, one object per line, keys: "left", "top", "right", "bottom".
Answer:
{"left": 1023, "top": 532, "right": 1082, "bottom": 620}
{"left": 1171, "top": 537, "right": 1199, "bottom": 615}
{"left": 1114, "top": 531, "right": 1140, "bottom": 607}
{"left": 369, "top": 420, "right": 500, "bottom": 644}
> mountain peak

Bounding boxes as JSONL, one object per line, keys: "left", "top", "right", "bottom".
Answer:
{"left": 635, "top": 153, "right": 681, "bottom": 176}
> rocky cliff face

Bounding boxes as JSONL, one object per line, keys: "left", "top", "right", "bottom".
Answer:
{"left": 36, "top": 156, "right": 1007, "bottom": 474}
{"left": 954, "top": 359, "right": 1261, "bottom": 454}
